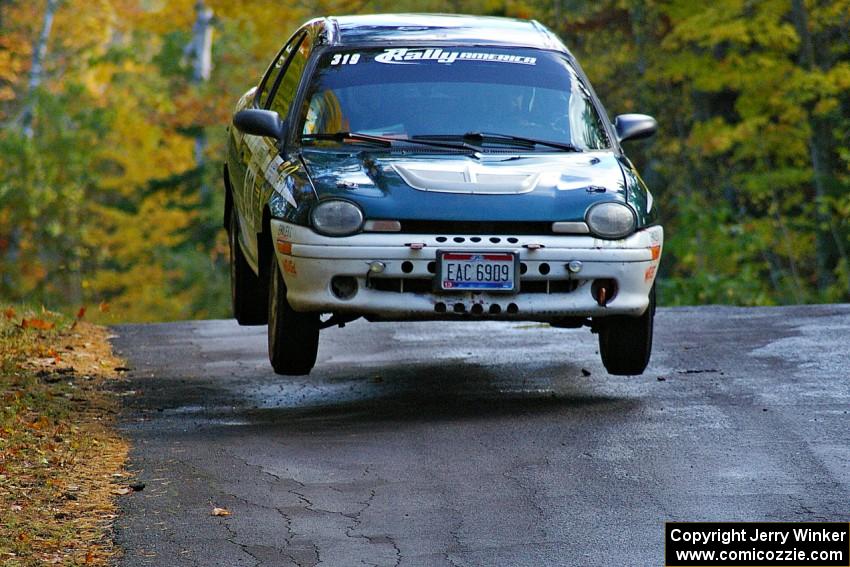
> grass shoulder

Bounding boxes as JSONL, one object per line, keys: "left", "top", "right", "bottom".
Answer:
{"left": 0, "top": 306, "right": 129, "bottom": 566}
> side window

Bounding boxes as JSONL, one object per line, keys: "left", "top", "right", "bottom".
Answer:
{"left": 568, "top": 75, "right": 611, "bottom": 150}
{"left": 266, "top": 36, "right": 310, "bottom": 119}
{"left": 255, "top": 32, "right": 304, "bottom": 108}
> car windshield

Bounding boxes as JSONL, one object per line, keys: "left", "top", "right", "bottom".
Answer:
{"left": 299, "top": 46, "right": 611, "bottom": 151}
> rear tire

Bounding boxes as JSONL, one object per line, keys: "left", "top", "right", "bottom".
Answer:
{"left": 268, "top": 255, "right": 319, "bottom": 375}
{"left": 598, "top": 285, "right": 655, "bottom": 375}
{"left": 229, "top": 207, "right": 268, "bottom": 325}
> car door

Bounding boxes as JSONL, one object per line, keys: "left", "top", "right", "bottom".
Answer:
{"left": 234, "top": 31, "right": 308, "bottom": 268}
{"left": 246, "top": 32, "right": 313, "bottom": 234}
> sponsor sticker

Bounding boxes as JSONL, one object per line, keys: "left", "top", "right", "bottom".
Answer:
{"left": 276, "top": 223, "right": 294, "bottom": 242}
{"left": 282, "top": 259, "right": 298, "bottom": 276}
{"left": 275, "top": 174, "right": 297, "bottom": 208}
{"left": 373, "top": 48, "right": 536, "bottom": 66}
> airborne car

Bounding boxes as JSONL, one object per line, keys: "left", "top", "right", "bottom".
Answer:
{"left": 224, "top": 14, "right": 662, "bottom": 376}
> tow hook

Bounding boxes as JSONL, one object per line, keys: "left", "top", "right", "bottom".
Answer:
{"left": 597, "top": 286, "right": 607, "bottom": 306}
{"left": 592, "top": 279, "right": 617, "bottom": 307}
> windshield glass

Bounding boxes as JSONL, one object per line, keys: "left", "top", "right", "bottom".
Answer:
{"left": 299, "top": 47, "right": 610, "bottom": 150}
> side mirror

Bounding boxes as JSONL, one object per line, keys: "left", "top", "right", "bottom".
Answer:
{"left": 233, "top": 109, "right": 285, "bottom": 140}
{"left": 614, "top": 114, "right": 657, "bottom": 143}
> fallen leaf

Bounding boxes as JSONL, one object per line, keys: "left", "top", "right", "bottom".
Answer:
{"left": 98, "top": 301, "right": 110, "bottom": 313}
{"left": 3, "top": 307, "right": 14, "bottom": 319}
{"left": 76, "top": 306, "right": 87, "bottom": 320}
{"left": 21, "top": 318, "right": 55, "bottom": 330}
{"left": 211, "top": 507, "right": 231, "bottom": 517}
{"left": 85, "top": 549, "right": 95, "bottom": 564}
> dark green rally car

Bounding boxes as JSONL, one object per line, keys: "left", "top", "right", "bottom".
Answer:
{"left": 224, "top": 14, "right": 663, "bottom": 376}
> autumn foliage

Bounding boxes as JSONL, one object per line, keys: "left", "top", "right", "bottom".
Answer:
{"left": 1, "top": 0, "right": 849, "bottom": 322}
{"left": 0, "top": 0, "right": 310, "bottom": 322}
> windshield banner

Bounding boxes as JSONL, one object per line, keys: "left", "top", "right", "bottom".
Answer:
{"left": 373, "top": 48, "right": 537, "bottom": 66}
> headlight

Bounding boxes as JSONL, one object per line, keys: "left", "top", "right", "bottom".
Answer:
{"left": 585, "top": 202, "right": 636, "bottom": 239}
{"left": 310, "top": 199, "right": 364, "bottom": 236}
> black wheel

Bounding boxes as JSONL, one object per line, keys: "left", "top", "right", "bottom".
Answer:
{"left": 268, "top": 255, "right": 319, "bottom": 375}
{"left": 229, "top": 207, "right": 268, "bottom": 325}
{"left": 598, "top": 285, "right": 655, "bottom": 375}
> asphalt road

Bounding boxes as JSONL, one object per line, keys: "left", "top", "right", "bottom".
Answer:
{"left": 111, "top": 305, "right": 850, "bottom": 567}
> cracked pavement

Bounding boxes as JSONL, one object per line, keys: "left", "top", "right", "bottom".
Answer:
{"left": 111, "top": 305, "right": 850, "bottom": 566}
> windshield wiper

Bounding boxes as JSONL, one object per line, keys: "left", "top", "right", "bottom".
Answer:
{"left": 413, "top": 132, "right": 581, "bottom": 152}
{"left": 302, "top": 132, "right": 393, "bottom": 147}
{"left": 302, "top": 132, "right": 476, "bottom": 151}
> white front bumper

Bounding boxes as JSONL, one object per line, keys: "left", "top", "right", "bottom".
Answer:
{"left": 271, "top": 221, "right": 663, "bottom": 321}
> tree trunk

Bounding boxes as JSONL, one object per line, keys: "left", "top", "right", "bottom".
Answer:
{"left": 791, "top": 0, "right": 838, "bottom": 294}
{"left": 186, "top": 1, "right": 214, "bottom": 197}
{"left": 21, "top": 0, "right": 59, "bottom": 138}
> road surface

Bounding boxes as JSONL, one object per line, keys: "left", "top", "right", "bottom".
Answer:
{"left": 111, "top": 305, "right": 850, "bottom": 566}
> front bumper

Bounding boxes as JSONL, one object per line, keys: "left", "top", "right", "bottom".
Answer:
{"left": 271, "top": 221, "right": 663, "bottom": 321}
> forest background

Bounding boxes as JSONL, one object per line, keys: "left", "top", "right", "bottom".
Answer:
{"left": 1, "top": 0, "right": 848, "bottom": 323}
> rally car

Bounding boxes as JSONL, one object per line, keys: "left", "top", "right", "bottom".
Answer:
{"left": 224, "top": 14, "right": 662, "bottom": 376}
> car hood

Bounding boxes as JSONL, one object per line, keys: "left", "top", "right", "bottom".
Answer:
{"left": 300, "top": 149, "right": 629, "bottom": 223}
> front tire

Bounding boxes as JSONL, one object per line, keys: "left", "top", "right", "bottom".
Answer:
{"left": 229, "top": 207, "right": 268, "bottom": 325}
{"left": 268, "top": 255, "right": 319, "bottom": 375}
{"left": 598, "top": 285, "right": 655, "bottom": 375}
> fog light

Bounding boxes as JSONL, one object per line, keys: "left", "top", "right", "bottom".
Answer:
{"left": 368, "top": 261, "right": 386, "bottom": 274}
{"left": 568, "top": 260, "right": 583, "bottom": 273}
{"left": 330, "top": 276, "right": 358, "bottom": 300}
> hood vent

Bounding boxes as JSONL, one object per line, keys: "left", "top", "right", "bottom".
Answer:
{"left": 392, "top": 162, "right": 540, "bottom": 194}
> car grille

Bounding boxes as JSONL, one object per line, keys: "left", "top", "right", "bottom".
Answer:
{"left": 399, "top": 220, "right": 554, "bottom": 235}
{"left": 369, "top": 278, "right": 578, "bottom": 294}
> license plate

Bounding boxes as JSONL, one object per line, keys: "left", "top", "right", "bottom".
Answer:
{"left": 436, "top": 251, "right": 519, "bottom": 292}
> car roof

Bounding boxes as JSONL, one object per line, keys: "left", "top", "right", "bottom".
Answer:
{"left": 321, "top": 14, "right": 567, "bottom": 52}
